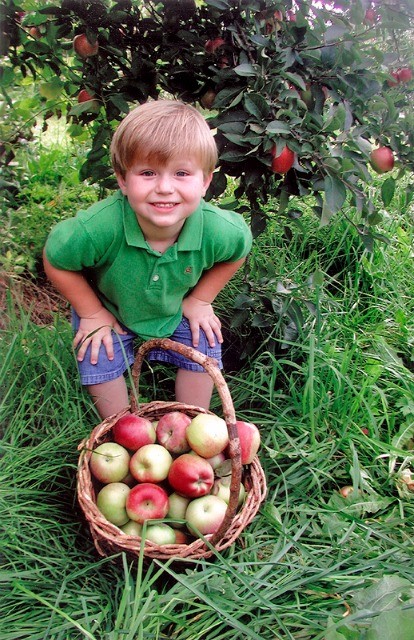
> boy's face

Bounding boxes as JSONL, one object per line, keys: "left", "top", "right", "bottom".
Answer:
{"left": 116, "top": 156, "right": 212, "bottom": 240}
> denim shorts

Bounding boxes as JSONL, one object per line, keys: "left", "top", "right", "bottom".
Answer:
{"left": 72, "top": 311, "right": 223, "bottom": 386}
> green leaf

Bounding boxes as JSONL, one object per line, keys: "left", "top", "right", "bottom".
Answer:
{"left": 243, "top": 93, "right": 270, "bottom": 120}
{"left": 234, "top": 63, "right": 257, "bottom": 77}
{"left": 381, "top": 177, "right": 396, "bottom": 207}
{"left": 367, "top": 608, "right": 414, "bottom": 640}
{"left": 324, "top": 175, "right": 347, "bottom": 213}
{"left": 266, "top": 121, "right": 291, "bottom": 134}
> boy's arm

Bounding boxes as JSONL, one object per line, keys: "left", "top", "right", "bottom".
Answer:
{"left": 182, "top": 257, "right": 246, "bottom": 348}
{"left": 43, "top": 252, "right": 126, "bottom": 364}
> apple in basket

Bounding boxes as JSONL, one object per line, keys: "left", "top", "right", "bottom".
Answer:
{"left": 143, "top": 523, "right": 177, "bottom": 545}
{"left": 167, "top": 492, "right": 191, "bottom": 528}
{"left": 96, "top": 482, "right": 130, "bottom": 526}
{"left": 156, "top": 411, "right": 192, "bottom": 454}
{"left": 112, "top": 413, "right": 156, "bottom": 451}
{"left": 235, "top": 420, "right": 261, "bottom": 464}
{"left": 168, "top": 453, "right": 215, "bottom": 498}
{"left": 126, "top": 483, "right": 169, "bottom": 523}
{"left": 185, "top": 495, "right": 228, "bottom": 536}
{"left": 186, "top": 414, "right": 229, "bottom": 457}
{"left": 129, "top": 443, "right": 173, "bottom": 483}
{"left": 90, "top": 442, "right": 130, "bottom": 483}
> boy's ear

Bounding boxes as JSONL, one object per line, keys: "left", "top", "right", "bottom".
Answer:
{"left": 116, "top": 173, "right": 127, "bottom": 194}
{"left": 202, "top": 173, "right": 213, "bottom": 195}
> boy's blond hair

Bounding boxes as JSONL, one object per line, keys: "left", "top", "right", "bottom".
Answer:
{"left": 111, "top": 100, "right": 218, "bottom": 177}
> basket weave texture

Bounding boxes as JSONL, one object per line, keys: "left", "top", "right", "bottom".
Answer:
{"left": 77, "top": 338, "right": 267, "bottom": 561}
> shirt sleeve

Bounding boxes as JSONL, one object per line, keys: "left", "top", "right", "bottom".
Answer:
{"left": 44, "top": 216, "right": 104, "bottom": 271}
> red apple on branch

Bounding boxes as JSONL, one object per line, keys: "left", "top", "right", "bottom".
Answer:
{"left": 78, "top": 89, "right": 95, "bottom": 103}
{"left": 113, "top": 413, "right": 156, "bottom": 451}
{"left": 370, "top": 146, "right": 394, "bottom": 174}
{"left": 156, "top": 411, "right": 191, "bottom": 454}
{"left": 168, "top": 453, "right": 214, "bottom": 498}
{"left": 126, "top": 482, "right": 169, "bottom": 523}
{"left": 397, "top": 67, "right": 413, "bottom": 83}
{"left": 205, "top": 37, "right": 225, "bottom": 54}
{"left": 73, "top": 33, "right": 99, "bottom": 59}
{"left": 271, "top": 146, "right": 295, "bottom": 174}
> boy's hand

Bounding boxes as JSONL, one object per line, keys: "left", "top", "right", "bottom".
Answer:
{"left": 73, "top": 307, "right": 127, "bottom": 364}
{"left": 182, "top": 295, "right": 223, "bottom": 348}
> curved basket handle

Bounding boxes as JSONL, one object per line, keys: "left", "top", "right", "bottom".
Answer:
{"left": 130, "top": 338, "right": 242, "bottom": 547}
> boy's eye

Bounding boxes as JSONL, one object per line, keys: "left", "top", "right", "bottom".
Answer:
{"left": 176, "top": 171, "right": 189, "bottom": 177}
{"left": 141, "top": 170, "right": 155, "bottom": 176}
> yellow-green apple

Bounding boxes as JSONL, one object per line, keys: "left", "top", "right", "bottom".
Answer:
{"left": 129, "top": 444, "right": 173, "bottom": 483}
{"left": 168, "top": 453, "right": 214, "bottom": 498}
{"left": 185, "top": 495, "right": 228, "bottom": 536}
{"left": 96, "top": 482, "right": 130, "bottom": 526}
{"left": 73, "top": 33, "right": 98, "bottom": 58}
{"left": 167, "top": 492, "right": 190, "bottom": 527}
{"left": 143, "top": 523, "right": 176, "bottom": 545}
{"left": 271, "top": 145, "right": 295, "bottom": 174}
{"left": 90, "top": 442, "right": 130, "bottom": 483}
{"left": 120, "top": 520, "right": 142, "bottom": 536}
{"left": 235, "top": 420, "right": 261, "bottom": 464}
{"left": 211, "top": 476, "right": 246, "bottom": 507}
{"left": 113, "top": 413, "right": 156, "bottom": 451}
{"left": 186, "top": 413, "right": 229, "bottom": 457}
{"left": 370, "top": 146, "right": 394, "bottom": 174}
{"left": 126, "top": 482, "right": 169, "bottom": 522}
{"left": 155, "top": 411, "right": 191, "bottom": 454}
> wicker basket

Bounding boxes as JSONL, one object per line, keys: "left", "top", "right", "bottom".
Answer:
{"left": 77, "top": 338, "right": 267, "bottom": 561}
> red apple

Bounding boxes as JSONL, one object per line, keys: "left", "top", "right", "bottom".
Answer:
{"left": 144, "top": 523, "right": 176, "bottom": 545}
{"left": 168, "top": 453, "right": 214, "bottom": 498}
{"left": 126, "top": 482, "right": 169, "bottom": 523}
{"left": 185, "top": 495, "right": 228, "bottom": 536}
{"left": 200, "top": 89, "right": 217, "bottom": 110}
{"left": 89, "top": 442, "right": 130, "bottom": 483}
{"left": 113, "top": 413, "right": 156, "bottom": 451}
{"left": 186, "top": 413, "right": 229, "bottom": 458}
{"left": 167, "top": 492, "right": 190, "bottom": 527}
{"left": 155, "top": 411, "right": 191, "bottom": 454}
{"left": 205, "top": 37, "right": 225, "bottom": 54}
{"left": 235, "top": 420, "right": 261, "bottom": 464}
{"left": 387, "top": 71, "right": 400, "bottom": 87}
{"left": 29, "top": 26, "right": 41, "bottom": 39}
{"left": 73, "top": 33, "right": 99, "bottom": 59}
{"left": 129, "top": 444, "right": 173, "bottom": 483}
{"left": 96, "top": 482, "right": 130, "bottom": 526}
{"left": 174, "top": 529, "right": 193, "bottom": 544}
{"left": 339, "top": 485, "right": 357, "bottom": 498}
{"left": 271, "top": 146, "right": 295, "bottom": 174}
{"left": 370, "top": 146, "right": 394, "bottom": 174}
{"left": 78, "top": 89, "right": 95, "bottom": 103}
{"left": 364, "top": 8, "right": 377, "bottom": 24}
{"left": 397, "top": 67, "right": 413, "bottom": 83}
{"left": 286, "top": 10, "right": 296, "bottom": 22}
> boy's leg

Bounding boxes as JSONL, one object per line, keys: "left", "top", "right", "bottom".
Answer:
{"left": 87, "top": 376, "right": 130, "bottom": 419}
{"left": 175, "top": 368, "right": 214, "bottom": 410}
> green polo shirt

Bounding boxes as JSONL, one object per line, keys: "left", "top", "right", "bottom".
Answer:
{"left": 45, "top": 190, "right": 252, "bottom": 339}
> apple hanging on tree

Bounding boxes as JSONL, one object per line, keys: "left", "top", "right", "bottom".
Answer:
{"left": 73, "top": 33, "right": 99, "bottom": 59}
{"left": 271, "top": 145, "right": 296, "bottom": 174}
{"left": 370, "top": 146, "right": 395, "bottom": 174}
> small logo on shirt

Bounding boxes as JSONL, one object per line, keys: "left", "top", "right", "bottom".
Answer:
{"left": 184, "top": 266, "right": 192, "bottom": 273}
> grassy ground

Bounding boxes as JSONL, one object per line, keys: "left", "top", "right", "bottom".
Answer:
{"left": 1, "top": 135, "right": 414, "bottom": 638}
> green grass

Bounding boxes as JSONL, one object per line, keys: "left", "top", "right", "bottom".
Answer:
{"left": 1, "top": 137, "right": 414, "bottom": 638}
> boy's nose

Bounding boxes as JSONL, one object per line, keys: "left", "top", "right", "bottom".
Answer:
{"left": 155, "top": 175, "right": 174, "bottom": 193}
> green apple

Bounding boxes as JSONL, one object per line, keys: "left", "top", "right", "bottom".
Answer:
{"left": 186, "top": 413, "right": 229, "bottom": 458}
{"left": 90, "top": 442, "right": 130, "bottom": 483}
{"left": 96, "top": 482, "right": 130, "bottom": 526}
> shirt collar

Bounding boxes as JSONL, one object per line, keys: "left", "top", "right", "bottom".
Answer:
{"left": 122, "top": 193, "right": 203, "bottom": 251}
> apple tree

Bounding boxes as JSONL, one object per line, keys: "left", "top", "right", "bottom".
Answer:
{"left": 1, "top": 0, "right": 413, "bottom": 352}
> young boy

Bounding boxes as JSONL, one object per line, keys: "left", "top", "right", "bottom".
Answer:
{"left": 43, "top": 100, "right": 252, "bottom": 418}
